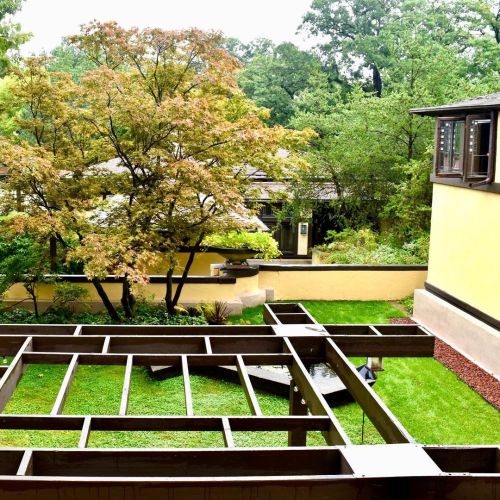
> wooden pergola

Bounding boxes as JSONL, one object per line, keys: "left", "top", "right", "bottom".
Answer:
{"left": 0, "top": 308, "right": 497, "bottom": 499}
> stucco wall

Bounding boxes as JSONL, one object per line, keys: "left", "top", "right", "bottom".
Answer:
{"left": 414, "top": 289, "right": 500, "bottom": 379}
{"left": 148, "top": 252, "right": 225, "bottom": 275}
{"left": 427, "top": 184, "right": 500, "bottom": 321}
{"left": 4, "top": 267, "right": 426, "bottom": 314}
{"left": 5, "top": 279, "right": 250, "bottom": 305}
{"left": 258, "top": 268, "right": 427, "bottom": 301}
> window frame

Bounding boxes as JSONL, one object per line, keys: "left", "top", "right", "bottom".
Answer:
{"left": 464, "top": 112, "right": 496, "bottom": 183}
{"left": 434, "top": 116, "right": 466, "bottom": 178}
{"left": 434, "top": 111, "right": 497, "bottom": 186}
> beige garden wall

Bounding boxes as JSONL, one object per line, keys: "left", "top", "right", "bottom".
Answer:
{"left": 3, "top": 265, "right": 426, "bottom": 315}
{"left": 5, "top": 278, "right": 246, "bottom": 306}
{"left": 258, "top": 266, "right": 427, "bottom": 301}
{"left": 148, "top": 252, "right": 225, "bottom": 275}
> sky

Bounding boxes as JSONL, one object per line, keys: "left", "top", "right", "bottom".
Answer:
{"left": 13, "top": 0, "right": 316, "bottom": 55}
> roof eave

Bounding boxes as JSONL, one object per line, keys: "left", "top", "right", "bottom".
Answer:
{"left": 411, "top": 105, "right": 500, "bottom": 117}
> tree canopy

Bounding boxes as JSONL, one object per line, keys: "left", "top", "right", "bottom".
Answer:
{"left": 0, "top": 0, "right": 28, "bottom": 75}
{"left": 0, "top": 22, "right": 313, "bottom": 318}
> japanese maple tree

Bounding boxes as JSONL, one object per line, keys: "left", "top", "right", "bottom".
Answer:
{"left": 0, "top": 22, "right": 312, "bottom": 318}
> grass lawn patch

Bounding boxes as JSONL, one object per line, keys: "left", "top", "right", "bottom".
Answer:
{"left": 3, "top": 364, "right": 68, "bottom": 414}
{"left": 0, "top": 430, "right": 80, "bottom": 448}
{"left": 229, "top": 300, "right": 406, "bottom": 325}
{"left": 63, "top": 365, "right": 124, "bottom": 415}
{"left": 128, "top": 368, "right": 186, "bottom": 416}
{"left": 88, "top": 431, "right": 224, "bottom": 448}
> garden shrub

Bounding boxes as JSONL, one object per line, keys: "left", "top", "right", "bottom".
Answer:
{"left": 315, "top": 228, "right": 429, "bottom": 265}
{"left": 203, "top": 231, "right": 281, "bottom": 260}
{"left": 0, "top": 303, "right": 208, "bottom": 326}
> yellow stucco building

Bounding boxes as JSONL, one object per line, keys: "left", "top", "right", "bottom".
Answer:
{"left": 411, "top": 93, "right": 500, "bottom": 379}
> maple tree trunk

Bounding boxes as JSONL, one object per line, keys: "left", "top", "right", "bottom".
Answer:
{"left": 165, "top": 269, "right": 175, "bottom": 315}
{"left": 92, "top": 279, "right": 121, "bottom": 322}
{"left": 165, "top": 238, "right": 203, "bottom": 315}
{"left": 25, "top": 282, "right": 39, "bottom": 319}
{"left": 121, "top": 278, "right": 134, "bottom": 319}
{"left": 172, "top": 245, "right": 199, "bottom": 307}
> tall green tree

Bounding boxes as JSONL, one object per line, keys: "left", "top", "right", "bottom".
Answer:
{"left": 301, "top": 0, "right": 399, "bottom": 96}
{"left": 47, "top": 42, "right": 94, "bottom": 82}
{"left": 238, "top": 42, "right": 323, "bottom": 126}
{"left": 223, "top": 37, "right": 274, "bottom": 63}
{"left": 0, "top": 0, "right": 28, "bottom": 75}
{"left": 291, "top": 23, "right": 497, "bottom": 237}
{"left": 458, "top": 0, "right": 500, "bottom": 82}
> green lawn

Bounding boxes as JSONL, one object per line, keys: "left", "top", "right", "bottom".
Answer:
{"left": 0, "top": 300, "right": 498, "bottom": 448}
{"left": 229, "top": 300, "right": 407, "bottom": 325}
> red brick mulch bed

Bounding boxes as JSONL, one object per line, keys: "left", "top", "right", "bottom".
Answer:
{"left": 390, "top": 317, "right": 500, "bottom": 409}
{"left": 389, "top": 317, "right": 416, "bottom": 325}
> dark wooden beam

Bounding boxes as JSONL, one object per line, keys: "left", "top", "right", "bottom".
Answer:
{"left": 0, "top": 333, "right": 434, "bottom": 358}
{"left": 325, "top": 339, "right": 414, "bottom": 444}
{"left": 78, "top": 416, "right": 92, "bottom": 449}
{"left": 284, "top": 339, "right": 350, "bottom": 446}
{"left": 16, "top": 450, "right": 33, "bottom": 476}
{"left": 51, "top": 354, "right": 79, "bottom": 416}
{"left": 288, "top": 380, "right": 308, "bottom": 446}
{"left": 0, "top": 414, "right": 331, "bottom": 432}
{"left": 221, "top": 417, "right": 234, "bottom": 448}
{"left": 22, "top": 352, "right": 295, "bottom": 367}
{"left": 328, "top": 335, "right": 434, "bottom": 357}
{"left": 0, "top": 337, "right": 32, "bottom": 412}
{"left": 236, "top": 355, "right": 262, "bottom": 416}
{"left": 102, "top": 336, "right": 111, "bottom": 353}
{"left": 119, "top": 355, "right": 133, "bottom": 416}
{"left": 181, "top": 355, "right": 193, "bottom": 416}
{"left": 204, "top": 337, "right": 212, "bottom": 354}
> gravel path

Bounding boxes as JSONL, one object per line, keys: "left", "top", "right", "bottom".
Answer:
{"left": 390, "top": 317, "right": 500, "bottom": 409}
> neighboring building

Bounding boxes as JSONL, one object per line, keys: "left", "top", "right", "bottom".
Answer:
{"left": 95, "top": 157, "right": 337, "bottom": 259}
{"left": 249, "top": 173, "right": 336, "bottom": 258}
{"left": 411, "top": 93, "right": 500, "bottom": 378}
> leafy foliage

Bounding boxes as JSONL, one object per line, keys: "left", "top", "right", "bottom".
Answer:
{"left": 203, "top": 231, "right": 281, "bottom": 260}
{"left": 315, "top": 228, "right": 429, "bottom": 264}
{"left": 47, "top": 42, "right": 94, "bottom": 82}
{"left": 0, "top": 0, "right": 29, "bottom": 75}
{"left": 237, "top": 42, "right": 323, "bottom": 126}
{"left": 0, "top": 302, "right": 209, "bottom": 325}
{"left": 0, "top": 22, "right": 312, "bottom": 319}
{"left": 0, "top": 231, "right": 51, "bottom": 317}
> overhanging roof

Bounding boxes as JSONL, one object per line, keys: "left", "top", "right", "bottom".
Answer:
{"left": 411, "top": 92, "right": 500, "bottom": 116}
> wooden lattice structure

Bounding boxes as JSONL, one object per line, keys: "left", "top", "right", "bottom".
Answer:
{"left": 0, "top": 315, "right": 497, "bottom": 499}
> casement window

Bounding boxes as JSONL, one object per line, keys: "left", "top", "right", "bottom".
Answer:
{"left": 466, "top": 114, "right": 492, "bottom": 179}
{"left": 436, "top": 118, "right": 465, "bottom": 175}
{"left": 435, "top": 112, "right": 496, "bottom": 185}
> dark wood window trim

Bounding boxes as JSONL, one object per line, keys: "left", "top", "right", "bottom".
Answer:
{"left": 464, "top": 112, "right": 497, "bottom": 185}
{"left": 433, "top": 111, "right": 497, "bottom": 187}
{"left": 429, "top": 175, "right": 500, "bottom": 194}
